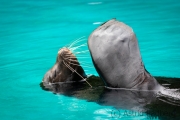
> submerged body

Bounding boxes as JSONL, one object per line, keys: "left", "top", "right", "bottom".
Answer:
{"left": 41, "top": 76, "right": 180, "bottom": 119}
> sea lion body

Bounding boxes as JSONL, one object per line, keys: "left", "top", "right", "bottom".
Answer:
{"left": 88, "top": 19, "right": 162, "bottom": 90}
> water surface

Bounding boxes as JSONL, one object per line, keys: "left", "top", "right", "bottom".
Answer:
{"left": 0, "top": 0, "right": 180, "bottom": 120}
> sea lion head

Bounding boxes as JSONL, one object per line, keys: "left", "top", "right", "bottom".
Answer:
{"left": 42, "top": 47, "right": 87, "bottom": 85}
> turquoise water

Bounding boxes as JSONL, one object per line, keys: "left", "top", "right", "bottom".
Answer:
{"left": 0, "top": 0, "right": 180, "bottom": 120}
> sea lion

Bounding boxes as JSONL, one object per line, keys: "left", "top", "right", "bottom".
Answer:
{"left": 42, "top": 47, "right": 87, "bottom": 86}
{"left": 88, "top": 19, "right": 163, "bottom": 90}
{"left": 40, "top": 19, "right": 180, "bottom": 119}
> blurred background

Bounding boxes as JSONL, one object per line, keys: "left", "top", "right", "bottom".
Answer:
{"left": 0, "top": 0, "right": 180, "bottom": 120}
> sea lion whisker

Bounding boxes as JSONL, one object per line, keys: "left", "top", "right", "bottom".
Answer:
{"left": 64, "top": 55, "right": 76, "bottom": 57}
{"left": 65, "top": 54, "right": 89, "bottom": 57}
{"left": 71, "top": 37, "right": 86, "bottom": 46}
{"left": 65, "top": 57, "right": 78, "bottom": 59}
{"left": 74, "top": 50, "right": 89, "bottom": 54}
{"left": 76, "top": 54, "right": 89, "bottom": 56}
{"left": 72, "top": 63, "right": 93, "bottom": 68}
{"left": 66, "top": 59, "right": 79, "bottom": 64}
{"left": 68, "top": 36, "right": 85, "bottom": 48}
{"left": 65, "top": 58, "right": 78, "bottom": 61}
{"left": 76, "top": 56, "right": 90, "bottom": 58}
{"left": 67, "top": 62, "right": 82, "bottom": 67}
{"left": 68, "top": 39, "right": 86, "bottom": 50}
{"left": 64, "top": 58, "right": 77, "bottom": 62}
{"left": 70, "top": 36, "right": 85, "bottom": 45}
{"left": 67, "top": 62, "right": 93, "bottom": 68}
{"left": 63, "top": 60, "right": 92, "bottom": 88}
{"left": 64, "top": 55, "right": 74, "bottom": 58}
{"left": 66, "top": 59, "right": 79, "bottom": 63}
{"left": 68, "top": 36, "right": 86, "bottom": 48}
{"left": 63, "top": 61, "right": 74, "bottom": 72}
{"left": 77, "top": 61, "right": 91, "bottom": 64}
{"left": 64, "top": 57, "right": 92, "bottom": 67}
{"left": 67, "top": 56, "right": 90, "bottom": 59}
{"left": 65, "top": 58, "right": 91, "bottom": 65}
{"left": 79, "top": 64, "right": 93, "bottom": 68}
{"left": 80, "top": 63, "right": 93, "bottom": 67}
{"left": 70, "top": 43, "right": 87, "bottom": 51}
{"left": 63, "top": 52, "right": 73, "bottom": 55}
{"left": 76, "top": 61, "right": 92, "bottom": 65}
{"left": 77, "top": 54, "right": 89, "bottom": 56}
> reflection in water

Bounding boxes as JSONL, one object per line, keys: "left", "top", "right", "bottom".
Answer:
{"left": 41, "top": 76, "right": 180, "bottom": 120}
